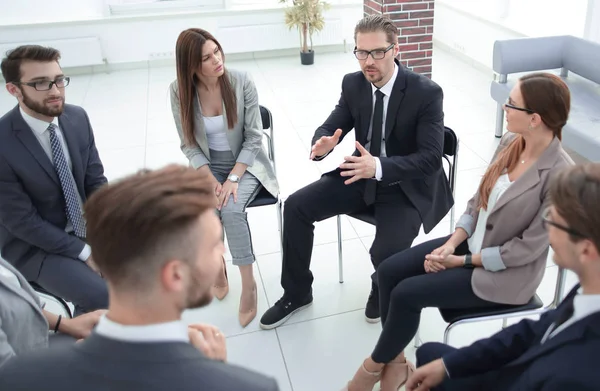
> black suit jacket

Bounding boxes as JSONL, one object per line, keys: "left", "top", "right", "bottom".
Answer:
{"left": 443, "top": 284, "right": 600, "bottom": 390}
{"left": 0, "top": 333, "right": 280, "bottom": 391}
{"left": 0, "top": 105, "right": 107, "bottom": 279}
{"left": 312, "top": 61, "right": 453, "bottom": 233}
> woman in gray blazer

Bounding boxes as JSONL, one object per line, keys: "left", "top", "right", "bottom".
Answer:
{"left": 344, "top": 73, "right": 574, "bottom": 391}
{"left": 170, "top": 28, "right": 279, "bottom": 327}
{"left": 0, "top": 257, "right": 104, "bottom": 367}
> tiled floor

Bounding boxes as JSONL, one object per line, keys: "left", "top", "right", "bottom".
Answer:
{"left": 0, "top": 46, "right": 581, "bottom": 391}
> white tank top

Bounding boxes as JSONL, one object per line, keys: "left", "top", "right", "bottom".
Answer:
{"left": 202, "top": 115, "right": 230, "bottom": 151}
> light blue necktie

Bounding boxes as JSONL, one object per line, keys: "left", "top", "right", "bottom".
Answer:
{"left": 47, "top": 123, "right": 86, "bottom": 238}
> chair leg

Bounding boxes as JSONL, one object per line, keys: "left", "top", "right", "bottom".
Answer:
{"left": 502, "top": 317, "right": 508, "bottom": 329}
{"left": 337, "top": 215, "right": 344, "bottom": 283}
{"left": 277, "top": 199, "right": 283, "bottom": 255}
{"left": 495, "top": 103, "right": 504, "bottom": 138}
{"left": 449, "top": 206, "right": 455, "bottom": 234}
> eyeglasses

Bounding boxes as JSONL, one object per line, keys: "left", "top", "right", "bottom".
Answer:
{"left": 542, "top": 207, "right": 586, "bottom": 238}
{"left": 504, "top": 99, "right": 534, "bottom": 114}
{"left": 15, "top": 76, "right": 70, "bottom": 91}
{"left": 354, "top": 44, "right": 395, "bottom": 60}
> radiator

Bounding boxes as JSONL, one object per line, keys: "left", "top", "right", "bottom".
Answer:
{"left": 218, "top": 19, "right": 344, "bottom": 53}
{"left": 0, "top": 37, "right": 105, "bottom": 68}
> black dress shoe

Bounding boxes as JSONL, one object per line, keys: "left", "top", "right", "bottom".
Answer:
{"left": 259, "top": 293, "right": 313, "bottom": 330}
{"left": 365, "top": 288, "right": 380, "bottom": 323}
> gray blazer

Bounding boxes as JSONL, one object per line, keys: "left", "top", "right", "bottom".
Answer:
{"left": 0, "top": 257, "right": 48, "bottom": 368}
{"left": 170, "top": 69, "right": 279, "bottom": 197}
{"left": 456, "top": 133, "right": 573, "bottom": 305}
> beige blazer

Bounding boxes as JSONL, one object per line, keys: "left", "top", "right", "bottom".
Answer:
{"left": 169, "top": 69, "right": 279, "bottom": 197}
{"left": 456, "top": 133, "right": 573, "bottom": 305}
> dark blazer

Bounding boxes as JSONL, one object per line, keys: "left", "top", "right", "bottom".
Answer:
{"left": 312, "top": 60, "right": 453, "bottom": 233}
{"left": 0, "top": 333, "right": 280, "bottom": 391}
{"left": 0, "top": 105, "right": 107, "bottom": 279}
{"left": 442, "top": 284, "right": 600, "bottom": 390}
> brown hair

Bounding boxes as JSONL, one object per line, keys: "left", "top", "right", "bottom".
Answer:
{"left": 175, "top": 28, "right": 238, "bottom": 146}
{"left": 550, "top": 163, "right": 600, "bottom": 252}
{"left": 354, "top": 14, "right": 398, "bottom": 45}
{"left": 1, "top": 45, "right": 61, "bottom": 84}
{"left": 84, "top": 165, "right": 218, "bottom": 290}
{"left": 477, "top": 72, "right": 570, "bottom": 210}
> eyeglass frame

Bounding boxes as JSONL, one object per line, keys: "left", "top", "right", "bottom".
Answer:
{"left": 542, "top": 207, "right": 586, "bottom": 238}
{"left": 353, "top": 44, "right": 395, "bottom": 60}
{"left": 14, "top": 76, "right": 71, "bottom": 92}
{"left": 503, "top": 98, "right": 534, "bottom": 114}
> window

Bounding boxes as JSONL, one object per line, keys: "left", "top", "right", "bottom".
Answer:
{"left": 108, "top": 0, "right": 224, "bottom": 15}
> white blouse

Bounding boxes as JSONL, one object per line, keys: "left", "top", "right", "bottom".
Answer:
{"left": 202, "top": 115, "right": 231, "bottom": 152}
{"left": 468, "top": 173, "right": 513, "bottom": 254}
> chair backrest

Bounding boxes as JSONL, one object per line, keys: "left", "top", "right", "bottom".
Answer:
{"left": 443, "top": 126, "right": 458, "bottom": 157}
{"left": 259, "top": 105, "right": 276, "bottom": 175}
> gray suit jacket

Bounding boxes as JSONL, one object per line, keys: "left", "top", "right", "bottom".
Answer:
{"left": 170, "top": 69, "right": 279, "bottom": 197}
{"left": 0, "top": 105, "right": 107, "bottom": 279}
{"left": 0, "top": 258, "right": 48, "bottom": 368}
{"left": 456, "top": 133, "right": 573, "bottom": 305}
{"left": 0, "top": 333, "right": 280, "bottom": 391}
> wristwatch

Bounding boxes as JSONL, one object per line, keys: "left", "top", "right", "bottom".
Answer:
{"left": 463, "top": 254, "right": 474, "bottom": 269}
{"left": 227, "top": 174, "right": 240, "bottom": 183}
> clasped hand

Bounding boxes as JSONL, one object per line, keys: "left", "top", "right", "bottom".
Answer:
{"left": 423, "top": 243, "right": 462, "bottom": 273}
{"left": 214, "top": 178, "right": 238, "bottom": 210}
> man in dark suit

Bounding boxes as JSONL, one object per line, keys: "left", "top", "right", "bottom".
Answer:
{"left": 0, "top": 45, "right": 108, "bottom": 314}
{"left": 0, "top": 165, "right": 280, "bottom": 391}
{"left": 260, "top": 15, "right": 453, "bottom": 329}
{"left": 408, "top": 163, "right": 600, "bottom": 391}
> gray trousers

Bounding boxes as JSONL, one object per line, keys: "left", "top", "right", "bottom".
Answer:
{"left": 209, "top": 149, "right": 260, "bottom": 266}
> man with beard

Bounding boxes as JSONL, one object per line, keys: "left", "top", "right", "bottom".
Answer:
{"left": 0, "top": 165, "right": 280, "bottom": 391}
{"left": 260, "top": 15, "right": 452, "bottom": 329}
{"left": 0, "top": 45, "right": 108, "bottom": 314}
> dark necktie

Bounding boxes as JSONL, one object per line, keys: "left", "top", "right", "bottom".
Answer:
{"left": 47, "top": 124, "right": 86, "bottom": 238}
{"left": 363, "top": 89, "right": 384, "bottom": 205}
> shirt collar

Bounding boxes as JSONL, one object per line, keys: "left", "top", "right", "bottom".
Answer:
{"left": 572, "top": 289, "right": 600, "bottom": 321}
{"left": 371, "top": 63, "right": 398, "bottom": 98}
{"left": 94, "top": 315, "right": 190, "bottom": 344}
{"left": 19, "top": 106, "right": 59, "bottom": 136}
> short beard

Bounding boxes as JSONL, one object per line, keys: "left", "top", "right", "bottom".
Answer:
{"left": 185, "top": 269, "right": 213, "bottom": 310}
{"left": 21, "top": 89, "right": 64, "bottom": 117}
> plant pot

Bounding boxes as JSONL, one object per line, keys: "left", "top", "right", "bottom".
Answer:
{"left": 300, "top": 50, "right": 314, "bottom": 65}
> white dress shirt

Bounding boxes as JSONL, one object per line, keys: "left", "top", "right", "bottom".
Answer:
{"left": 366, "top": 63, "right": 399, "bottom": 181}
{"left": 19, "top": 108, "right": 91, "bottom": 261}
{"left": 0, "top": 262, "right": 21, "bottom": 289}
{"left": 94, "top": 315, "right": 190, "bottom": 343}
{"left": 542, "top": 288, "right": 600, "bottom": 343}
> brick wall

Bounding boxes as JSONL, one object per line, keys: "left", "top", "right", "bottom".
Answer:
{"left": 364, "top": 0, "right": 434, "bottom": 78}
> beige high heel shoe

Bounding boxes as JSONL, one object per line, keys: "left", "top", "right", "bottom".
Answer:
{"left": 213, "top": 258, "right": 229, "bottom": 300}
{"left": 380, "top": 355, "right": 415, "bottom": 391}
{"left": 238, "top": 282, "right": 257, "bottom": 327}
{"left": 341, "top": 360, "right": 382, "bottom": 391}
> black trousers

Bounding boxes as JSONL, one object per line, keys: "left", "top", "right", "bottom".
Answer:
{"left": 371, "top": 234, "right": 497, "bottom": 363}
{"left": 280, "top": 170, "right": 421, "bottom": 300}
{"left": 36, "top": 251, "right": 108, "bottom": 316}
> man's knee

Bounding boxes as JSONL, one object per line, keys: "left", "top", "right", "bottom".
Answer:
{"left": 416, "top": 342, "right": 452, "bottom": 367}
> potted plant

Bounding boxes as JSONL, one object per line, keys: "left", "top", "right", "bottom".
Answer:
{"left": 280, "top": 0, "right": 329, "bottom": 65}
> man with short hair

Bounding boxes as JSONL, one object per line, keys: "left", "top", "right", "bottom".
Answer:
{"left": 0, "top": 45, "right": 108, "bottom": 314}
{"left": 408, "top": 163, "right": 600, "bottom": 391}
{"left": 0, "top": 165, "right": 280, "bottom": 391}
{"left": 260, "top": 14, "right": 453, "bottom": 329}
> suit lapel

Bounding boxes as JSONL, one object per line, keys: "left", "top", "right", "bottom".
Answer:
{"left": 58, "top": 112, "right": 85, "bottom": 197}
{"left": 193, "top": 90, "right": 211, "bottom": 159}
{"left": 12, "top": 107, "right": 59, "bottom": 184}
{"left": 384, "top": 62, "right": 406, "bottom": 140}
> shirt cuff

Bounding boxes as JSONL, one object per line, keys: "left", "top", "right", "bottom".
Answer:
{"left": 374, "top": 157, "right": 382, "bottom": 181}
{"left": 78, "top": 244, "right": 92, "bottom": 262}
{"left": 480, "top": 246, "right": 507, "bottom": 272}
{"left": 190, "top": 154, "right": 209, "bottom": 170}
{"left": 455, "top": 214, "right": 475, "bottom": 237}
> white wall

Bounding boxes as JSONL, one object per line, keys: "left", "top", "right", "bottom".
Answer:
{"left": 433, "top": 0, "right": 589, "bottom": 71}
{"left": 0, "top": 0, "right": 108, "bottom": 25}
{"left": 0, "top": 1, "right": 361, "bottom": 67}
